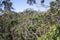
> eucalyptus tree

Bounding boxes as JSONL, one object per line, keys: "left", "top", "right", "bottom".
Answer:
{"left": 2, "top": 0, "right": 13, "bottom": 12}
{"left": 27, "top": 0, "right": 60, "bottom": 9}
{"left": 0, "top": 0, "right": 13, "bottom": 12}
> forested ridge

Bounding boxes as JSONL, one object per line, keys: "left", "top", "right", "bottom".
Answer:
{"left": 0, "top": 0, "right": 60, "bottom": 40}
{"left": 0, "top": 9, "right": 60, "bottom": 40}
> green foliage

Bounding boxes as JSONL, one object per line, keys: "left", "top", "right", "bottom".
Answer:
{"left": 37, "top": 25, "right": 60, "bottom": 40}
{"left": 0, "top": 0, "right": 60, "bottom": 40}
{"left": 0, "top": 9, "right": 60, "bottom": 40}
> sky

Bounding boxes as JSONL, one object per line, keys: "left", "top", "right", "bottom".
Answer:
{"left": 11, "top": 0, "right": 55, "bottom": 12}
{"left": 0, "top": 0, "right": 55, "bottom": 15}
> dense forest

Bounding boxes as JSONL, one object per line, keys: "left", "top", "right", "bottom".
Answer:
{"left": 0, "top": 0, "right": 60, "bottom": 40}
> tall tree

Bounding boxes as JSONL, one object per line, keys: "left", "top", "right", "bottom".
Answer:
{"left": 0, "top": 0, "right": 13, "bottom": 12}
{"left": 2, "top": 0, "right": 13, "bottom": 11}
{"left": 27, "top": 0, "right": 60, "bottom": 8}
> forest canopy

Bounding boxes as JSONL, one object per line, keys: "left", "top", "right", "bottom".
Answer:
{"left": 0, "top": 0, "right": 60, "bottom": 40}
